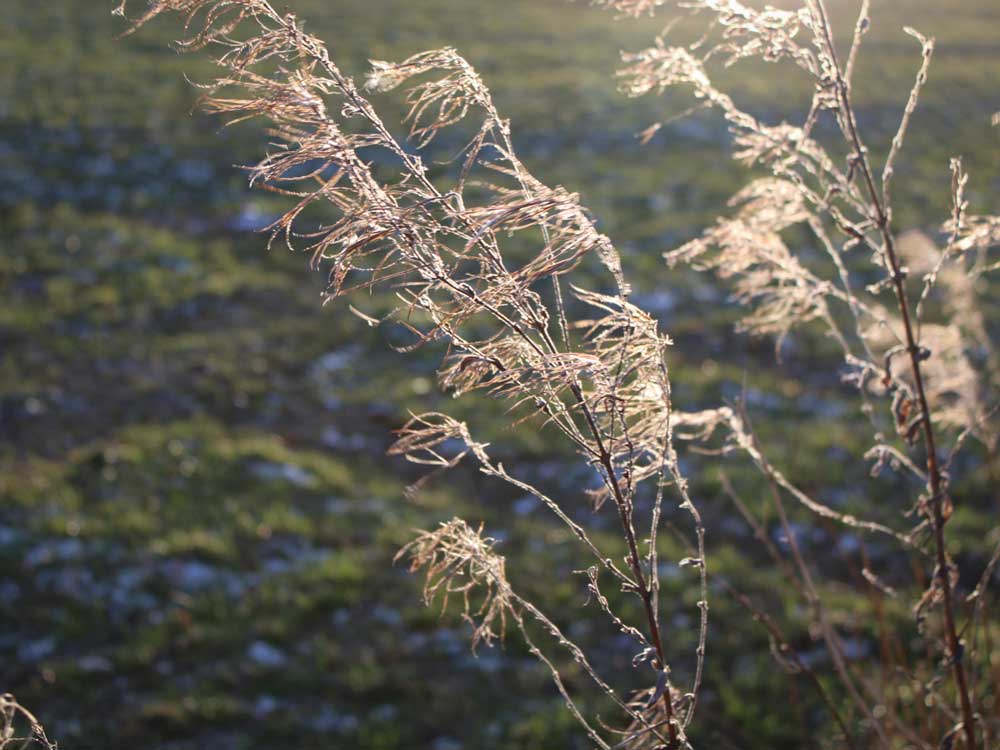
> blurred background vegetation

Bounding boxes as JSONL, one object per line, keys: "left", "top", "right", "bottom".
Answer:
{"left": 1, "top": 1, "right": 997, "bottom": 748}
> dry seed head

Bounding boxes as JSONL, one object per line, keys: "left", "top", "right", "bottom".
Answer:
{"left": 396, "top": 518, "right": 512, "bottom": 651}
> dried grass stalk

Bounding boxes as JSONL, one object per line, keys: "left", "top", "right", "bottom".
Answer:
{"left": 112, "top": 1, "right": 998, "bottom": 748}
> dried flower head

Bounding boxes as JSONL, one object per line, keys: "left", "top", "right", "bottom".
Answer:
{"left": 396, "top": 518, "right": 512, "bottom": 650}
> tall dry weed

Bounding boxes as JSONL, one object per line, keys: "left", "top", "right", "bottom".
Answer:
{"left": 15, "top": 1, "right": 989, "bottom": 747}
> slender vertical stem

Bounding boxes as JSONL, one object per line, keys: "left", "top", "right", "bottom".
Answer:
{"left": 570, "top": 380, "right": 680, "bottom": 748}
{"left": 810, "top": 3, "right": 977, "bottom": 746}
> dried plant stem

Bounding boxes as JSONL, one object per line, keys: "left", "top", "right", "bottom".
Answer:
{"left": 740, "top": 403, "right": 893, "bottom": 748}
{"left": 0, "top": 694, "right": 54, "bottom": 750}
{"left": 668, "top": 502, "right": 857, "bottom": 749}
{"left": 810, "top": 2, "right": 977, "bottom": 745}
{"left": 113, "top": 0, "right": 998, "bottom": 746}
{"left": 502, "top": 304, "right": 682, "bottom": 744}
{"left": 727, "top": 582, "right": 857, "bottom": 749}
{"left": 591, "top": 419, "right": 680, "bottom": 748}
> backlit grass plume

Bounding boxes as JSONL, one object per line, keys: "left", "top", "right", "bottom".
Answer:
{"left": 105, "top": 1, "right": 999, "bottom": 748}
{"left": 113, "top": 1, "right": 706, "bottom": 747}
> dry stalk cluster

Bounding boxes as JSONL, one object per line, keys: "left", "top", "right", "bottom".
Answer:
{"left": 39, "top": 1, "right": 995, "bottom": 747}
{"left": 618, "top": 2, "right": 998, "bottom": 747}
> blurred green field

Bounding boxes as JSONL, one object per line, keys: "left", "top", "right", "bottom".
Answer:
{"left": 1, "top": 1, "right": 997, "bottom": 748}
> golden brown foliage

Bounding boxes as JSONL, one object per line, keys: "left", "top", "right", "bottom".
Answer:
{"left": 108, "top": 1, "right": 999, "bottom": 748}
